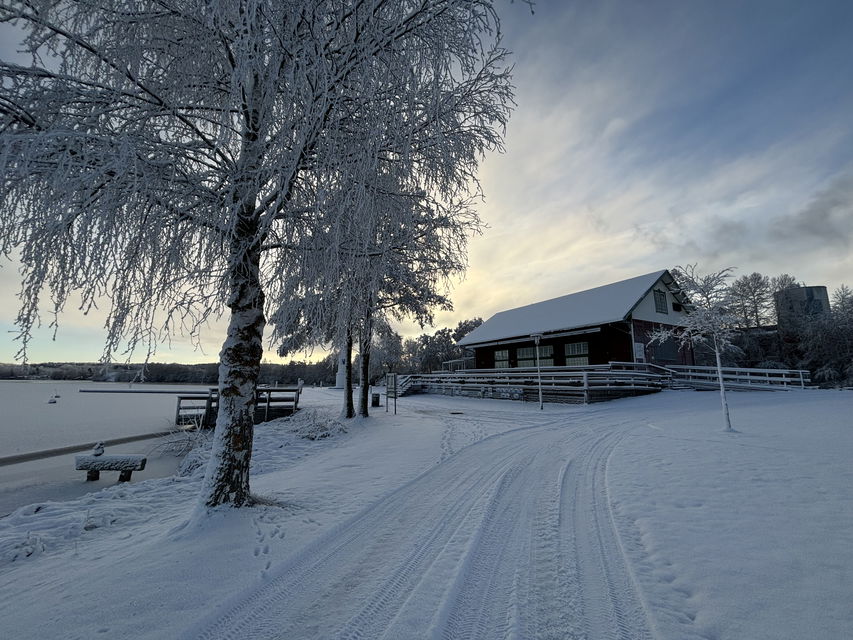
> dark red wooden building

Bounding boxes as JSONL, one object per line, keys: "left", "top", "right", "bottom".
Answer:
{"left": 457, "top": 270, "right": 693, "bottom": 368}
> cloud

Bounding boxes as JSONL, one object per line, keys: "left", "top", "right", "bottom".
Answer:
{"left": 770, "top": 172, "right": 853, "bottom": 249}
{"left": 5, "top": 3, "right": 853, "bottom": 358}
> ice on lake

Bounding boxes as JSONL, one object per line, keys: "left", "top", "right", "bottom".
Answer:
{"left": 0, "top": 380, "right": 210, "bottom": 456}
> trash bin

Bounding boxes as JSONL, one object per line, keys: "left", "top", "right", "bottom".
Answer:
{"left": 371, "top": 393, "right": 380, "bottom": 407}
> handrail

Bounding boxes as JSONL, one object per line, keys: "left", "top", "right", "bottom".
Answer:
{"left": 391, "top": 361, "right": 811, "bottom": 401}
{"left": 668, "top": 364, "right": 810, "bottom": 377}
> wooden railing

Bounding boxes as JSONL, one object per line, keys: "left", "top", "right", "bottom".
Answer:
{"left": 607, "top": 361, "right": 810, "bottom": 389}
{"left": 397, "top": 365, "right": 664, "bottom": 404}
{"left": 175, "top": 381, "right": 304, "bottom": 427}
{"left": 387, "top": 362, "right": 812, "bottom": 404}
{"left": 665, "top": 365, "right": 810, "bottom": 389}
{"left": 174, "top": 390, "right": 217, "bottom": 427}
{"left": 386, "top": 374, "right": 414, "bottom": 398}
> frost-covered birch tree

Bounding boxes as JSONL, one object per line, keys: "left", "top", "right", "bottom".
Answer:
{"left": 0, "top": 0, "right": 513, "bottom": 508}
{"left": 650, "top": 265, "right": 740, "bottom": 432}
{"left": 271, "top": 173, "right": 479, "bottom": 418}
{"left": 352, "top": 192, "right": 476, "bottom": 417}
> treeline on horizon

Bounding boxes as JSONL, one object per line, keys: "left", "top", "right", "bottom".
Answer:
{"left": 0, "top": 318, "right": 484, "bottom": 384}
{"left": 0, "top": 360, "right": 337, "bottom": 385}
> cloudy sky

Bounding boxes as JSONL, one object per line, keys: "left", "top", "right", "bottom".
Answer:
{"left": 2, "top": 0, "right": 852, "bottom": 363}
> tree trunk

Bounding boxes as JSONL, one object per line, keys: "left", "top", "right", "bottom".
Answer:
{"left": 198, "top": 69, "right": 271, "bottom": 508}
{"left": 358, "top": 310, "right": 374, "bottom": 417}
{"left": 359, "top": 347, "right": 371, "bottom": 417}
{"left": 714, "top": 335, "right": 734, "bottom": 432}
{"left": 344, "top": 330, "right": 355, "bottom": 418}
{"left": 200, "top": 225, "right": 265, "bottom": 508}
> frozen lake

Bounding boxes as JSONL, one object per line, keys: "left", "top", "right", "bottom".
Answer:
{"left": 0, "top": 380, "right": 211, "bottom": 456}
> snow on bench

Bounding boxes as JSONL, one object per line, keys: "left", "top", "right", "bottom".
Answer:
{"left": 75, "top": 449, "right": 147, "bottom": 482}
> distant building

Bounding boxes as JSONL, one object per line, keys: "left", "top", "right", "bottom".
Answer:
{"left": 774, "top": 286, "right": 830, "bottom": 332}
{"left": 457, "top": 270, "right": 693, "bottom": 368}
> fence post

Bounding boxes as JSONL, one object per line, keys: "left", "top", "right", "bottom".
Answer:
{"left": 204, "top": 393, "right": 213, "bottom": 427}
{"left": 583, "top": 371, "right": 589, "bottom": 404}
{"left": 799, "top": 370, "right": 804, "bottom": 388}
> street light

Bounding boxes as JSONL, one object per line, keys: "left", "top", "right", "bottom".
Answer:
{"left": 531, "top": 333, "right": 543, "bottom": 410}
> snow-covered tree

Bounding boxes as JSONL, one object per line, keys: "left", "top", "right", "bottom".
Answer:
{"left": 452, "top": 317, "right": 484, "bottom": 343}
{"left": 833, "top": 285, "right": 853, "bottom": 315}
{"left": 0, "top": 1, "right": 513, "bottom": 507}
{"left": 729, "top": 272, "right": 772, "bottom": 328}
{"left": 366, "top": 321, "right": 403, "bottom": 379}
{"left": 651, "top": 265, "right": 740, "bottom": 432}
{"left": 771, "top": 273, "right": 802, "bottom": 293}
{"left": 273, "top": 178, "right": 477, "bottom": 417}
{"left": 393, "top": 317, "right": 481, "bottom": 373}
{"left": 799, "top": 285, "right": 853, "bottom": 385}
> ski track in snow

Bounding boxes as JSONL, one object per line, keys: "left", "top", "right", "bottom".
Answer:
{"left": 185, "top": 411, "right": 694, "bottom": 640}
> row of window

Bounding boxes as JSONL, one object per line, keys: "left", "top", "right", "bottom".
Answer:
{"left": 494, "top": 342, "right": 589, "bottom": 368}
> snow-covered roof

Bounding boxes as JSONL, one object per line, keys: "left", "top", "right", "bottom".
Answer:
{"left": 458, "top": 270, "right": 675, "bottom": 347}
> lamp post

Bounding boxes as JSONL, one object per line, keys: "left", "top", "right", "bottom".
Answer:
{"left": 532, "top": 333, "right": 543, "bottom": 410}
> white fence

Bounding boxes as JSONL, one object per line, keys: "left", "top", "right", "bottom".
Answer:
{"left": 608, "top": 361, "right": 810, "bottom": 389}
{"left": 388, "top": 362, "right": 811, "bottom": 404}
{"left": 393, "top": 365, "right": 664, "bottom": 404}
{"left": 666, "top": 364, "right": 809, "bottom": 390}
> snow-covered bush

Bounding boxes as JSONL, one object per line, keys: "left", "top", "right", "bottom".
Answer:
{"left": 178, "top": 441, "right": 213, "bottom": 479}
{"left": 283, "top": 409, "right": 348, "bottom": 441}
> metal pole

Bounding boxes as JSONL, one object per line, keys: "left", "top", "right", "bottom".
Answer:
{"left": 533, "top": 334, "right": 543, "bottom": 410}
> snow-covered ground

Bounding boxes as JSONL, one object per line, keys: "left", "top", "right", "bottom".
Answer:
{"left": 1, "top": 388, "right": 851, "bottom": 639}
{"left": 0, "top": 436, "right": 192, "bottom": 518}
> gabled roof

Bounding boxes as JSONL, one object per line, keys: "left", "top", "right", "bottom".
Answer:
{"left": 458, "top": 270, "right": 681, "bottom": 347}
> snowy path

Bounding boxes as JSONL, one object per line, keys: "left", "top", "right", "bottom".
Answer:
{"left": 187, "top": 413, "right": 661, "bottom": 640}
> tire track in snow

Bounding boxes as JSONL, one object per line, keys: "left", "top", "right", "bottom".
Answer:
{"left": 572, "top": 427, "right": 657, "bottom": 640}
{"left": 435, "top": 459, "right": 536, "bottom": 640}
{"left": 186, "top": 414, "right": 658, "bottom": 640}
{"left": 187, "top": 426, "right": 548, "bottom": 640}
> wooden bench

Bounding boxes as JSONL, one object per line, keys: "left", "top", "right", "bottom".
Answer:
{"left": 75, "top": 454, "right": 147, "bottom": 482}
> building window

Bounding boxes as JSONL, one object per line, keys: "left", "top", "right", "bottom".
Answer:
{"left": 654, "top": 290, "right": 668, "bottom": 314}
{"left": 564, "top": 342, "right": 589, "bottom": 366}
{"left": 518, "top": 345, "right": 553, "bottom": 368}
{"left": 565, "top": 341, "right": 588, "bottom": 356}
{"left": 494, "top": 349, "right": 509, "bottom": 369}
